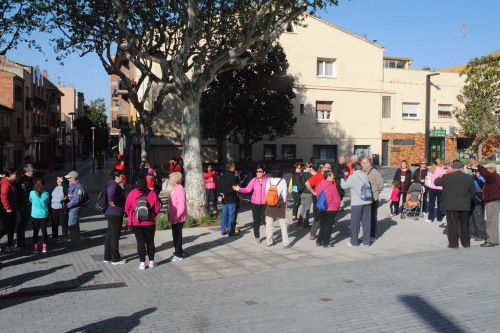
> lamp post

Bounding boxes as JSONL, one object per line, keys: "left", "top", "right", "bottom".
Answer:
{"left": 91, "top": 126, "right": 95, "bottom": 173}
{"left": 68, "top": 112, "right": 77, "bottom": 171}
{"left": 425, "top": 73, "right": 441, "bottom": 162}
{"left": 0, "top": 110, "right": 5, "bottom": 169}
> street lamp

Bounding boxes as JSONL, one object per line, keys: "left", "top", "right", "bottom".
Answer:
{"left": 91, "top": 126, "right": 95, "bottom": 174}
{"left": 425, "top": 73, "right": 441, "bottom": 162}
{"left": 68, "top": 112, "right": 77, "bottom": 171}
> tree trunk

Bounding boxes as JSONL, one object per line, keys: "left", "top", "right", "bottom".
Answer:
{"left": 182, "top": 93, "right": 206, "bottom": 219}
{"left": 138, "top": 115, "right": 152, "bottom": 167}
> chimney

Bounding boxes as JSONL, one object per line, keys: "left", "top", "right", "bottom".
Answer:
{"left": 42, "top": 69, "right": 48, "bottom": 78}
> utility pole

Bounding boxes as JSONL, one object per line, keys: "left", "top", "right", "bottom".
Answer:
{"left": 425, "top": 73, "right": 441, "bottom": 162}
{"left": 455, "top": 21, "right": 468, "bottom": 65}
{"left": 69, "top": 112, "right": 77, "bottom": 171}
{"left": 91, "top": 127, "right": 95, "bottom": 174}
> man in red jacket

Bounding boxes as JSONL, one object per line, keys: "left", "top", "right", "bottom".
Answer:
{"left": 471, "top": 159, "right": 500, "bottom": 247}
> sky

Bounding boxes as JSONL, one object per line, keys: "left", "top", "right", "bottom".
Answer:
{"left": 5, "top": 0, "right": 500, "bottom": 120}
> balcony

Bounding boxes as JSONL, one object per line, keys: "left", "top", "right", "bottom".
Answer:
{"left": 25, "top": 97, "right": 34, "bottom": 110}
{"left": 1, "top": 127, "right": 10, "bottom": 141}
{"left": 115, "top": 115, "right": 131, "bottom": 129}
{"left": 49, "top": 104, "right": 60, "bottom": 114}
{"left": 112, "top": 89, "right": 119, "bottom": 100}
{"left": 34, "top": 95, "right": 47, "bottom": 110}
{"left": 50, "top": 126, "right": 57, "bottom": 138}
{"left": 33, "top": 125, "right": 50, "bottom": 136}
{"left": 116, "top": 80, "right": 128, "bottom": 96}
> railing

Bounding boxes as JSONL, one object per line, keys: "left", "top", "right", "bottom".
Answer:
{"left": 115, "top": 115, "right": 131, "bottom": 129}
{"left": 49, "top": 104, "right": 60, "bottom": 113}
{"left": 1, "top": 127, "right": 10, "bottom": 141}
{"left": 25, "top": 97, "right": 34, "bottom": 110}
{"left": 49, "top": 126, "right": 57, "bottom": 137}
{"left": 33, "top": 125, "right": 50, "bottom": 136}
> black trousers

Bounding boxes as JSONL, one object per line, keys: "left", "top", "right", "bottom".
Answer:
{"left": 31, "top": 217, "right": 48, "bottom": 245}
{"left": 17, "top": 206, "right": 31, "bottom": 246}
{"left": 311, "top": 195, "right": 321, "bottom": 236}
{"left": 172, "top": 222, "right": 184, "bottom": 257}
{"left": 390, "top": 202, "right": 399, "bottom": 215}
{"left": 251, "top": 203, "right": 266, "bottom": 238}
{"left": 133, "top": 224, "right": 156, "bottom": 262}
{"left": 469, "top": 204, "right": 485, "bottom": 239}
{"left": 51, "top": 208, "right": 68, "bottom": 238}
{"left": 395, "top": 192, "right": 407, "bottom": 214}
{"left": 104, "top": 215, "right": 123, "bottom": 262}
{"left": 318, "top": 211, "right": 337, "bottom": 246}
{"left": 370, "top": 200, "right": 379, "bottom": 238}
{"left": 292, "top": 192, "right": 301, "bottom": 217}
{"left": 0, "top": 211, "right": 16, "bottom": 247}
{"left": 206, "top": 189, "right": 217, "bottom": 212}
{"left": 446, "top": 210, "right": 470, "bottom": 248}
{"left": 336, "top": 183, "right": 345, "bottom": 201}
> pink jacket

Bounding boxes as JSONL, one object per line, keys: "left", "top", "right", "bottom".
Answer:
{"left": 316, "top": 180, "right": 341, "bottom": 211}
{"left": 430, "top": 166, "right": 446, "bottom": 190}
{"left": 125, "top": 189, "right": 161, "bottom": 226}
{"left": 238, "top": 176, "right": 268, "bottom": 205}
{"left": 169, "top": 185, "right": 187, "bottom": 224}
{"left": 204, "top": 171, "right": 217, "bottom": 190}
{"left": 389, "top": 188, "right": 401, "bottom": 201}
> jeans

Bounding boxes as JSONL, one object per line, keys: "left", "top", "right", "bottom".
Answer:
{"left": 51, "top": 208, "right": 68, "bottom": 238}
{"left": 318, "top": 211, "right": 337, "bottom": 246}
{"left": 31, "top": 217, "right": 48, "bottom": 245}
{"left": 206, "top": 189, "right": 217, "bottom": 212}
{"left": 446, "top": 210, "right": 470, "bottom": 248}
{"left": 428, "top": 188, "right": 443, "bottom": 222}
{"left": 172, "top": 222, "right": 184, "bottom": 257}
{"left": 104, "top": 215, "right": 123, "bottom": 262}
{"left": 469, "top": 204, "right": 485, "bottom": 239}
{"left": 251, "top": 204, "right": 266, "bottom": 239}
{"left": 370, "top": 200, "right": 379, "bottom": 238}
{"left": 133, "top": 225, "right": 156, "bottom": 262}
{"left": 0, "top": 211, "right": 16, "bottom": 247}
{"left": 350, "top": 204, "right": 371, "bottom": 246}
{"left": 16, "top": 206, "right": 31, "bottom": 246}
{"left": 299, "top": 193, "right": 313, "bottom": 226}
{"left": 265, "top": 216, "right": 289, "bottom": 246}
{"left": 292, "top": 192, "right": 301, "bottom": 218}
{"left": 221, "top": 203, "right": 237, "bottom": 233}
{"left": 485, "top": 201, "right": 500, "bottom": 244}
{"left": 68, "top": 210, "right": 81, "bottom": 241}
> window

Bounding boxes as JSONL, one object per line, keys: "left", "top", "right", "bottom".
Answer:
{"left": 14, "top": 85, "right": 23, "bottom": 101}
{"left": 17, "top": 118, "right": 22, "bottom": 134}
{"left": 316, "top": 102, "right": 332, "bottom": 121}
{"left": 263, "top": 144, "right": 276, "bottom": 161}
{"left": 25, "top": 116, "right": 29, "bottom": 129}
{"left": 239, "top": 145, "right": 252, "bottom": 161}
{"left": 313, "top": 145, "right": 337, "bottom": 162}
{"left": 284, "top": 22, "right": 295, "bottom": 33}
{"left": 382, "top": 96, "right": 391, "bottom": 118}
{"left": 384, "top": 59, "right": 409, "bottom": 69}
{"left": 282, "top": 145, "right": 296, "bottom": 160}
{"left": 317, "top": 59, "right": 336, "bottom": 77}
{"left": 402, "top": 103, "right": 419, "bottom": 119}
{"left": 300, "top": 104, "right": 304, "bottom": 114}
{"left": 438, "top": 105, "right": 452, "bottom": 117}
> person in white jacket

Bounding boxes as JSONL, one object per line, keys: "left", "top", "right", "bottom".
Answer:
{"left": 265, "top": 166, "right": 290, "bottom": 248}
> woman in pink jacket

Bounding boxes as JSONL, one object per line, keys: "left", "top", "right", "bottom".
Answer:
{"left": 125, "top": 177, "right": 161, "bottom": 270}
{"left": 204, "top": 165, "right": 218, "bottom": 214}
{"left": 315, "top": 170, "right": 341, "bottom": 247}
{"left": 426, "top": 158, "right": 446, "bottom": 223}
{"left": 169, "top": 172, "right": 187, "bottom": 261}
{"left": 233, "top": 164, "right": 268, "bottom": 243}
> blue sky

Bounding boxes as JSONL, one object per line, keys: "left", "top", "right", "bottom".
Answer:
{"left": 5, "top": 0, "right": 500, "bottom": 119}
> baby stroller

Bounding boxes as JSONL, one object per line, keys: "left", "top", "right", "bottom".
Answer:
{"left": 401, "top": 183, "right": 424, "bottom": 220}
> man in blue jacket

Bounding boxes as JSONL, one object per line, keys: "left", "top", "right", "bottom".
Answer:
{"left": 65, "top": 171, "right": 85, "bottom": 245}
{"left": 469, "top": 165, "right": 486, "bottom": 241}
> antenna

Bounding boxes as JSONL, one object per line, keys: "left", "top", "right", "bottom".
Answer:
{"left": 361, "top": 33, "right": 367, "bottom": 39}
{"left": 455, "top": 21, "right": 467, "bottom": 65}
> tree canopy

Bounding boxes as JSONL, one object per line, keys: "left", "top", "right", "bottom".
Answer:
{"left": 201, "top": 43, "right": 297, "bottom": 161}
{"left": 453, "top": 55, "right": 500, "bottom": 158}
{"left": 74, "top": 98, "right": 110, "bottom": 154}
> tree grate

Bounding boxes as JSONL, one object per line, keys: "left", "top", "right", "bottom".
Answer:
{"left": 0, "top": 282, "right": 127, "bottom": 300}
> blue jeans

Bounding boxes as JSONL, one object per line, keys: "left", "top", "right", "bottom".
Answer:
{"left": 221, "top": 204, "right": 236, "bottom": 233}
{"left": 428, "top": 188, "right": 443, "bottom": 222}
{"left": 68, "top": 210, "right": 81, "bottom": 241}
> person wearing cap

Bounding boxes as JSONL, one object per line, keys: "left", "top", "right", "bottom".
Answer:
{"left": 16, "top": 164, "right": 34, "bottom": 247}
{"left": 65, "top": 171, "right": 86, "bottom": 244}
{"left": 114, "top": 154, "right": 127, "bottom": 188}
{"left": 468, "top": 165, "right": 486, "bottom": 241}
{"left": 434, "top": 160, "right": 475, "bottom": 249}
{"left": 470, "top": 159, "right": 500, "bottom": 247}
{"left": 146, "top": 168, "right": 156, "bottom": 191}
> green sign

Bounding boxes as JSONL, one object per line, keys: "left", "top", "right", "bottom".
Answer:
{"left": 430, "top": 129, "right": 446, "bottom": 137}
{"left": 449, "top": 127, "right": 456, "bottom": 138}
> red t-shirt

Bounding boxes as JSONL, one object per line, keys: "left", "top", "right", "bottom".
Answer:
{"left": 308, "top": 172, "right": 336, "bottom": 191}
{"left": 170, "top": 164, "right": 182, "bottom": 173}
{"left": 146, "top": 175, "right": 155, "bottom": 189}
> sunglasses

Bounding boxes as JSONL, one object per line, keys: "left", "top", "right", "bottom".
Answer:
{"left": 256, "top": 170, "right": 264, "bottom": 173}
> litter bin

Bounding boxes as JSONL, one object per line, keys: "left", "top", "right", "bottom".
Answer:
{"left": 372, "top": 154, "right": 380, "bottom": 166}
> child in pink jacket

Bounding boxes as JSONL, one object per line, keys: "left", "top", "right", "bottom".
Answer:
{"left": 169, "top": 172, "right": 187, "bottom": 261}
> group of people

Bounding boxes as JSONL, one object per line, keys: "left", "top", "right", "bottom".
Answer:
{"left": 391, "top": 157, "right": 500, "bottom": 249}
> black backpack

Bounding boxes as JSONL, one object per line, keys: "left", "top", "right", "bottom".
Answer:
{"left": 80, "top": 192, "right": 90, "bottom": 207}
{"left": 95, "top": 185, "right": 109, "bottom": 213}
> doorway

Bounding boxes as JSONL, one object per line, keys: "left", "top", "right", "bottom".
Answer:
{"left": 429, "top": 137, "right": 446, "bottom": 163}
{"left": 382, "top": 140, "right": 390, "bottom": 166}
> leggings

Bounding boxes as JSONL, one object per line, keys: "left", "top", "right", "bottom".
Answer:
{"left": 133, "top": 224, "right": 156, "bottom": 262}
{"left": 32, "top": 217, "right": 48, "bottom": 245}
{"left": 206, "top": 189, "right": 217, "bottom": 212}
{"left": 0, "top": 211, "right": 16, "bottom": 247}
{"left": 390, "top": 202, "right": 399, "bottom": 215}
{"left": 251, "top": 203, "right": 266, "bottom": 238}
{"left": 292, "top": 192, "right": 301, "bottom": 218}
{"left": 51, "top": 208, "right": 68, "bottom": 238}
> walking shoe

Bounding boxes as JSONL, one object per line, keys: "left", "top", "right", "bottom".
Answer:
{"left": 309, "top": 235, "right": 315, "bottom": 240}
{"left": 346, "top": 242, "right": 354, "bottom": 247}
{"left": 480, "top": 242, "right": 497, "bottom": 248}
{"left": 316, "top": 242, "right": 321, "bottom": 247}
{"left": 221, "top": 231, "right": 228, "bottom": 236}
{"left": 364, "top": 244, "right": 370, "bottom": 247}
{"left": 283, "top": 244, "right": 291, "bottom": 249}
{"left": 255, "top": 238, "right": 260, "bottom": 244}
{"left": 149, "top": 261, "right": 158, "bottom": 268}
{"left": 111, "top": 260, "right": 126, "bottom": 265}
{"left": 370, "top": 237, "right": 377, "bottom": 243}
{"left": 42, "top": 244, "right": 47, "bottom": 253}
{"left": 6, "top": 246, "right": 20, "bottom": 252}
{"left": 170, "top": 255, "right": 183, "bottom": 262}
{"left": 139, "top": 262, "right": 146, "bottom": 270}
{"left": 474, "top": 237, "right": 484, "bottom": 242}
{"left": 388, "top": 213, "right": 395, "bottom": 217}
{"left": 103, "top": 260, "right": 111, "bottom": 263}
{"left": 32, "top": 244, "right": 38, "bottom": 254}
{"left": 425, "top": 219, "right": 433, "bottom": 223}
{"left": 291, "top": 219, "right": 298, "bottom": 225}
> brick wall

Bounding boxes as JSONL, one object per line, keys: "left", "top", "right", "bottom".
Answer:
{"left": 382, "top": 133, "right": 457, "bottom": 166}
{"left": 0, "top": 71, "right": 14, "bottom": 109}
{"left": 483, "top": 135, "right": 500, "bottom": 158}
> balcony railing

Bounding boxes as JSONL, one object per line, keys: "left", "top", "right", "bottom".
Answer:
{"left": 1, "top": 127, "right": 10, "bottom": 141}
{"left": 49, "top": 104, "right": 60, "bottom": 114}
{"left": 112, "top": 89, "right": 118, "bottom": 100}
{"left": 115, "top": 115, "right": 131, "bottom": 129}
{"left": 25, "top": 97, "right": 34, "bottom": 110}
{"left": 116, "top": 80, "right": 128, "bottom": 96}
{"left": 49, "top": 126, "right": 57, "bottom": 137}
{"left": 33, "top": 125, "right": 50, "bottom": 136}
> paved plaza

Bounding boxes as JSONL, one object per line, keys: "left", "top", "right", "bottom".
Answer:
{"left": 1, "top": 160, "right": 500, "bottom": 332}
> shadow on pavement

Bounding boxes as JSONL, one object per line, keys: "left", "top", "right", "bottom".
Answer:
{"left": 0, "top": 264, "right": 72, "bottom": 293}
{"left": 399, "top": 295, "right": 467, "bottom": 333}
{"left": 66, "top": 308, "right": 157, "bottom": 333}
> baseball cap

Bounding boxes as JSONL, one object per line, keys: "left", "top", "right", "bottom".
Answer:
{"left": 148, "top": 168, "right": 154, "bottom": 173}
{"left": 452, "top": 161, "right": 464, "bottom": 169}
{"left": 65, "top": 171, "right": 79, "bottom": 179}
{"left": 471, "top": 165, "right": 478, "bottom": 171}
{"left": 484, "top": 163, "right": 497, "bottom": 169}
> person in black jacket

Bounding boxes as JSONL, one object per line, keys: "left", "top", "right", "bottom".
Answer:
{"left": 332, "top": 156, "right": 346, "bottom": 210}
{"left": 16, "top": 164, "right": 34, "bottom": 247}
{"left": 217, "top": 162, "right": 239, "bottom": 236}
{"left": 411, "top": 158, "right": 429, "bottom": 213}
{"left": 290, "top": 164, "right": 303, "bottom": 224}
{"left": 393, "top": 160, "right": 412, "bottom": 214}
{"left": 434, "top": 160, "right": 475, "bottom": 248}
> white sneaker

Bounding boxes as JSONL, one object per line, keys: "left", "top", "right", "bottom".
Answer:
{"left": 346, "top": 242, "right": 353, "bottom": 247}
{"left": 103, "top": 260, "right": 110, "bottom": 263}
{"left": 111, "top": 260, "right": 126, "bottom": 265}
{"left": 171, "top": 255, "right": 183, "bottom": 262}
{"left": 425, "top": 219, "right": 433, "bottom": 223}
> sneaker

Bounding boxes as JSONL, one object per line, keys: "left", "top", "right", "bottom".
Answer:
{"left": 6, "top": 246, "right": 20, "bottom": 252}
{"left": 103, "top": 260, "right": 111, "bottom": 263}
{"left": 283, "top": 244, "right": 291, "bottom": 249}
{"left": 139, "top": 262, "right": 146, "bottom": 270}
{"left": 221, "top": 231, "right": 228, "bottom": 236}
{"left": 111, "top": 260, "right": 126, "bottom": 265}
{"left": 63, "top": 237, "right": 72, "bottom": 243}
{"left": 425, "top": 219, "right": 433, "bottom": 223}
{"left": 42, "top": 244, "right": 47, "bottom": 253}
{"left": 291, "top": 219, "right": 298, "bottom": 225}
{"left": 171, "top": 255, "right": 183, "bottom": 262}
{"left": 255, "top": 238, "right": 260, "bottom": 244}
{"left": 364, "top": 244, "right": 370, "bottom": 247}
{"left": 346, "top": 242, "right": 353, "bottom": 247}
{"left": 389, "top": 213, "right": 395, "bottom": 217}
{"left": 32, "top": 244, "right": 38, "bottom": 254}
{"left": 316, "top": 242, "right": 321, "bottom": 247}
{"left": 370, "top": 237, "right": 377, "bottom": 243}
{"left": 267, "top": 242, "right": 273, "bottom": 247}
{"left": 323, "top": 244, "right": 334, "bottom": 248}
{"left": 149, "top": 261, "right": 158, "bottom": 268}
{"left": 309, "top": 235, "right": 315, "bottom": 240}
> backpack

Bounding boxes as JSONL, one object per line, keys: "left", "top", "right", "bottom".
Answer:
{"left": 266, "top": 179, "right": 283, "bottom": 207}
{"left": 299, "top": 172, "right": 311, "bottom": 193}
{"left": 95, "top": 185, "right": 109, "bottom": 213}
{"left": 354, "top": 173, "right": 372, "bottom": 201}
{"left": 316, "top": 184, "right": 332, "bottom": 211}
{"left": 135, "top": 191, "right": 151, "bottom": 222}
{"left": 80, "top": 192, "right": 90, "bottom": 207}
{"left": 424, "top": 174, "right": 432, "bottom": 187}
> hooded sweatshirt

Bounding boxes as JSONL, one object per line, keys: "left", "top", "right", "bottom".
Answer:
{"left": 1, "top": 177, "right": 18, "bottom": 211}
{"left": 341, "top": 170, "right": 371, "bottom": 206}
{"left": 124, "top": 188, "right": 161, "bottom": 226}
{"left": 238, "top": 176, "right": 268, "bottom": 205}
